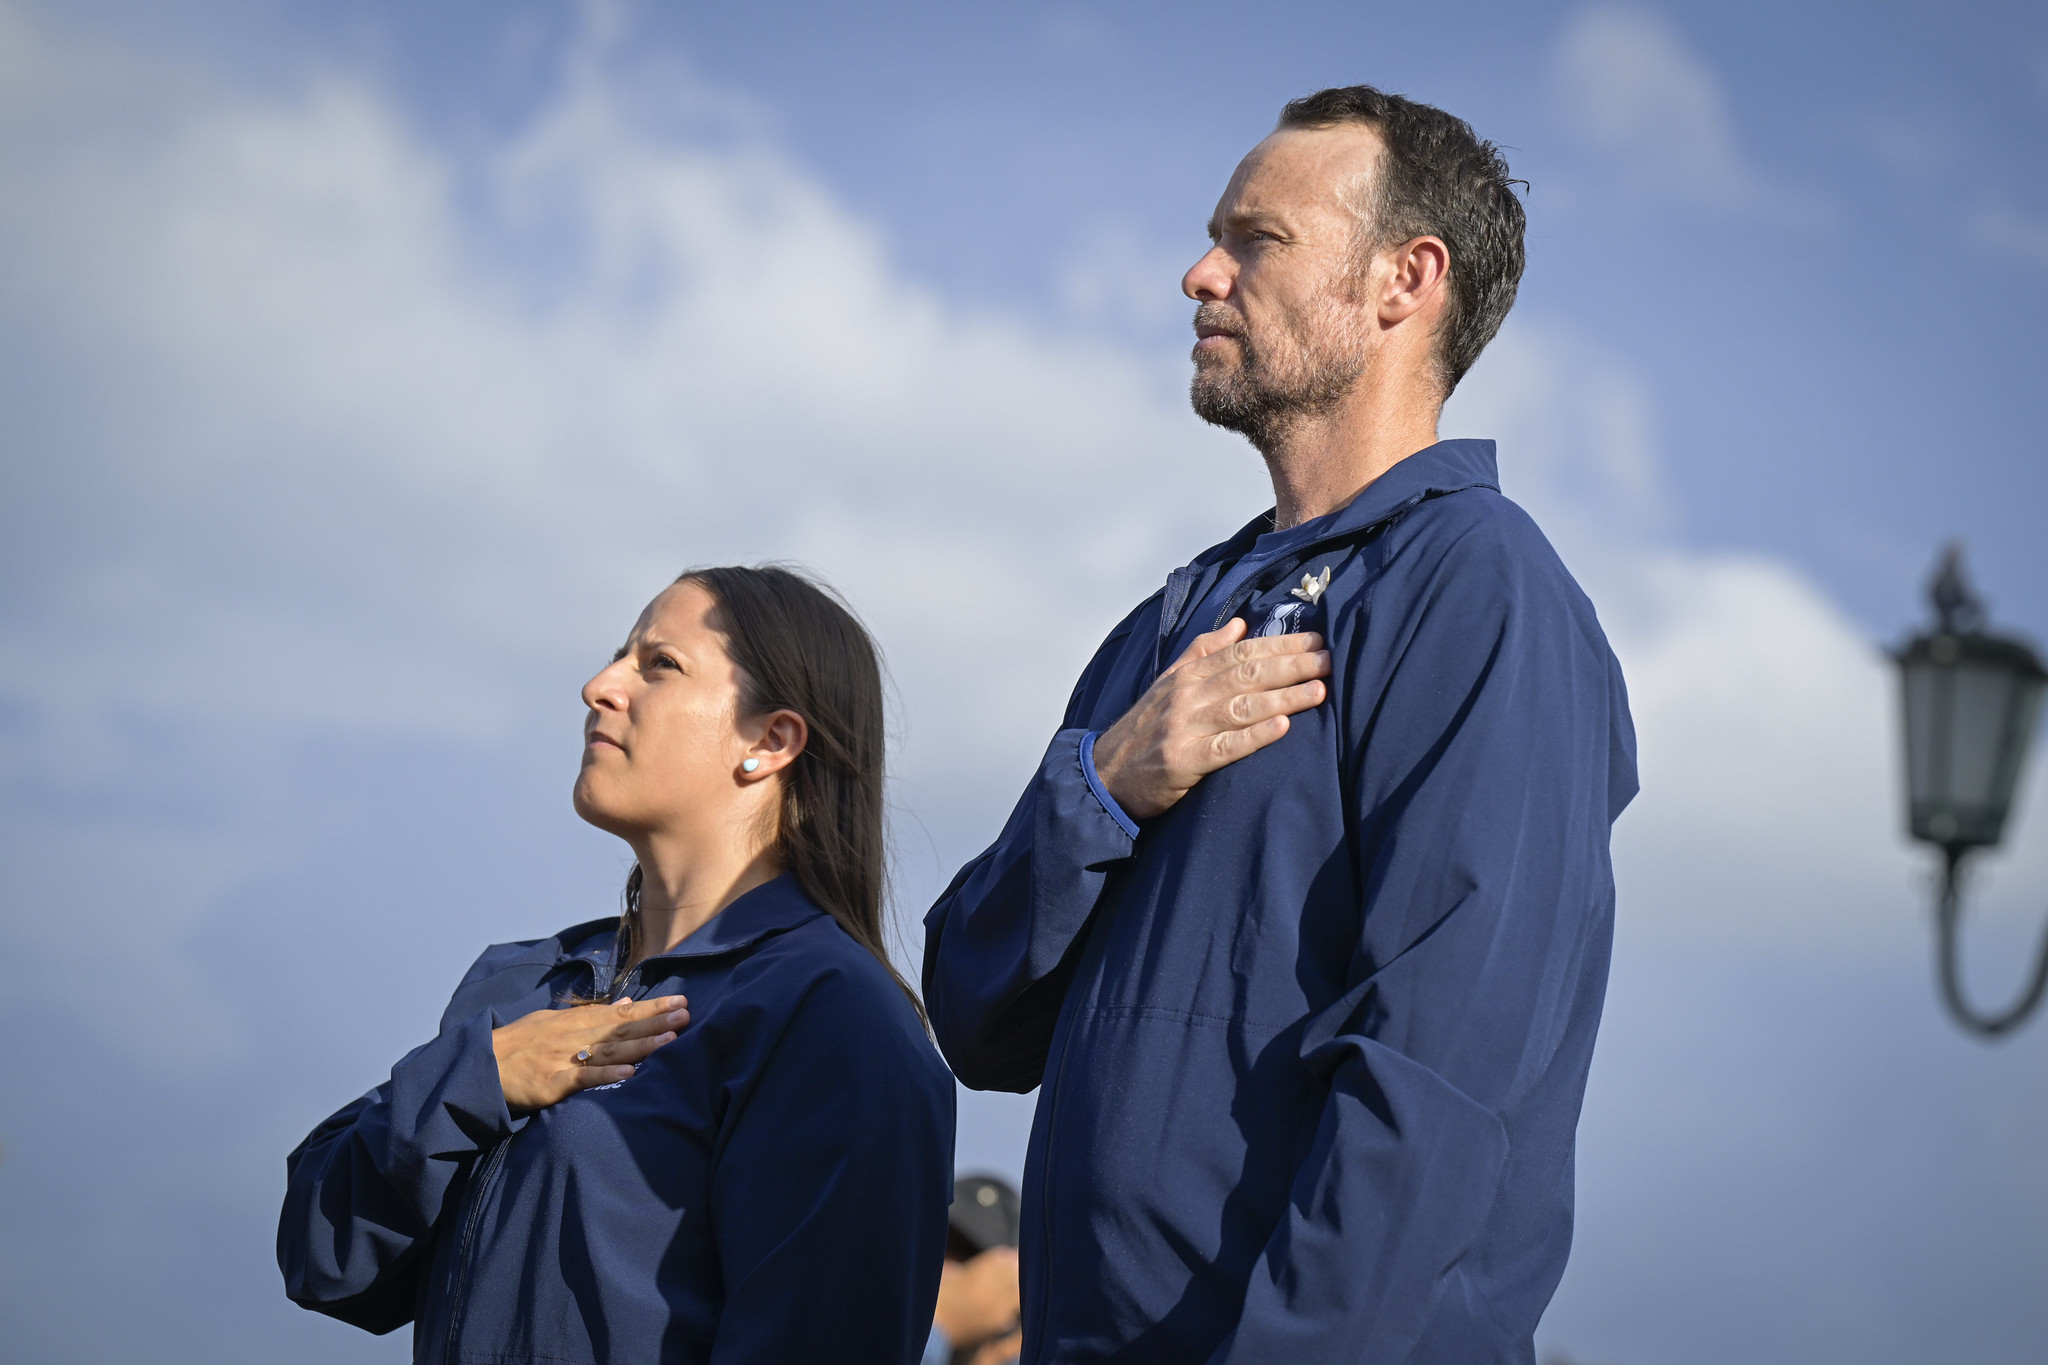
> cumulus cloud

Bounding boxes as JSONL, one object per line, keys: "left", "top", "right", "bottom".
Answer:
{"left": 1547, "top": 5, "right": 1825, "bottom": 225}
{"left": 0, "top": 2, "right": 1263, "bottom": 861}
{"left": 1450, "top": 325, "right": 1921, "bottom": 957}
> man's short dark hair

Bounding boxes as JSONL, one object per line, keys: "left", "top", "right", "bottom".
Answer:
{"left": 1278, "top": 85, "right": 1525, "bottom": 395}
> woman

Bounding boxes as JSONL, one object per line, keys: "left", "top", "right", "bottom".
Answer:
{"left": 279, "top": 566, "right": 955, "bottom": 1364}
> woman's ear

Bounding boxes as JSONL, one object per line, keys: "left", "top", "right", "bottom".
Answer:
{"left": 739, "top": 709, "right": 809, "bottom": 780}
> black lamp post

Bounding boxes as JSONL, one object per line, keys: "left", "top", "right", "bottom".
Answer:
{"left": 1894, "top": 545, "right": 2048, "bottom": 1037}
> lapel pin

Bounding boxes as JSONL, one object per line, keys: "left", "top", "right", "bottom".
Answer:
{"left": 1290, "top": 567, "right": 1332, "bottom": 604}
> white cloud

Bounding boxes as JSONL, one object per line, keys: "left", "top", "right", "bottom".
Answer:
{"left": 1547, "top": 5, "right": 1825, "bottom": 225}
{"left": 0, "top": 3, "right": 1269, "bottom": 1086}
{"left": 1451, "top": 324, "right": 1923, "bottom": 959}
{"left": 0, "top": 0, "right": 1927, "bottom": 1075}
{"left": 0, "top": 5, "right": 1263, "bottom": 778}
{"left": 1056, "top": 216, "right": 1196, "bottom": 340}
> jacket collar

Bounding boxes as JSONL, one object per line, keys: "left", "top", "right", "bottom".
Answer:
{"left": 527, "top": 875, "right": 825, "bottom": 972}
{"left": 1157, "top": 440, "right": 1499, "bottom": 660}
{"left": 1315, "top": 437, "right": 1498, "bottom": 540}
{"left": 640, "top": 874, "right": 825, "bottom": 962}
{"left": 1196, "top": 438, "right": 1501, "bottom": 568}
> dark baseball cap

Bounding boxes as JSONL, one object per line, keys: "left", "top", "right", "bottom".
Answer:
{"left": 947, "top": 1173, "right": 1021, "bottom": 1258}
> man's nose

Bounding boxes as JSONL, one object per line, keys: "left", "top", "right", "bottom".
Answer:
{"left": 1182, "top": 246, "right": 1234, "bottom": 302}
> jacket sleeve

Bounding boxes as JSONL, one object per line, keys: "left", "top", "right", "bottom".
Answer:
{"left": 1212, "top": 511, "right": 1636, "bottom": 1362}
{"left": 707, "top": 967, "right": 956, "bottom": 1365}
{"left": 922, "top": 611, "right": 1149, "bottom": 1092}
{"left": 276, "top": 955, "right": 521, "bottom": 1333}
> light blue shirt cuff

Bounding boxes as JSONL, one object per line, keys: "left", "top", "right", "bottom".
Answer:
{"left": 1079, "top": 730, "right": 1142, "bottom": 840}
{"left": 921, "top": 1323, "right": 952, "bottom": 1365}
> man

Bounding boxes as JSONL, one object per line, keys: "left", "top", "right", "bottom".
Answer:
{"left": 923, "top": 85, "right": 1637, "bottom": 1363}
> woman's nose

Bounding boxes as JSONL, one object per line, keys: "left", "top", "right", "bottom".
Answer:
{"left": 582, "top": 661, "right": 629, "bottom": 712}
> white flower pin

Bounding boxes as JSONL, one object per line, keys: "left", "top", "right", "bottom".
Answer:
{"left": 1290, "top": 566, "right": 1332, "bottom": 604}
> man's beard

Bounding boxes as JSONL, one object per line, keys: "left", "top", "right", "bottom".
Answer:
{"left": 1189, "top": 298, "right": 1369, "bottom": 456}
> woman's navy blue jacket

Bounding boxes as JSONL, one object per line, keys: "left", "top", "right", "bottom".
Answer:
{"left": 924, "top": 440, "right": 1638, "bottom": 1363}
{"left": 280, "top": 875, "right": 955, "bottom": 1364}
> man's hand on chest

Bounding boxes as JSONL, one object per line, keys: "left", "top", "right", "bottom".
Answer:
{"left": 1091, "top": 617, "right": 1331, "bottom": 822}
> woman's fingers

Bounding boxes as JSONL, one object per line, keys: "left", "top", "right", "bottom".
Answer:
{"left": 604, "top": 996, "right": 690, "bottom": 1040}
{"left": 571, "top": 1063, "right": 638, "bottom": 1089}
{"left": 567, "top": 1030, "right": 676, "bottom": 1093}
{"left": 581, "top": 1031, "right": 678, "bottom": 1067}
{"left": 494, "top": 996, "right": 693, "bottom": 1111}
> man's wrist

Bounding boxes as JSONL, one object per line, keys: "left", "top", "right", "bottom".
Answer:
{"left": 1079, "top": 730, "right": 1142, "bottom": 839}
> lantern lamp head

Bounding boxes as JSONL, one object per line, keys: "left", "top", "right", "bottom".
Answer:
{"left": 1895, "top": 545, "right": 2048, "bottom": 856}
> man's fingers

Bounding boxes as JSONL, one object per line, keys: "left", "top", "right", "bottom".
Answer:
{"left": 1189, "top": 631, "right": 1327, "bottom": 679}
{"left": 1173, "top": 617, "right": 1249, "bottom": 668}
{"left": 1201, "top": 713, "right": 1293, "bottom": 768}
{"left": 1215, "top": 678, "right": 1326, "bottom": 728}
{"left": 1196, "top": 650, "right": 1331, "bottom": 702}
{"left": 1228, "top": 629, "right": 1324, "bottom": 657}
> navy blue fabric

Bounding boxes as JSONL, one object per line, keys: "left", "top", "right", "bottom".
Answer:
{"left": 923, "top": 440, "right": 1638, "bottom": 1364}
{"left": 280, "top": 875, "right": 955, "bottom": 1364}
{"left": 1163, "top": 505, "right": 1345, "bottom": 662}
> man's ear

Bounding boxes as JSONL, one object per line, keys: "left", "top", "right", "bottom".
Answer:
{"left": 1379, "top": 235, "right": 1450, "bottom": 326}
{"left": 740, "top": 709, "right": 809, "bottom": 781}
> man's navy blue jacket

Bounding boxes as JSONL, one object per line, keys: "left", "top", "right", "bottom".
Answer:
{"left": 280, "top": 875, "right": 955, "bottom": 1364}
{"left": 924, "top": 440, "right": 1637, "bottom": 1363}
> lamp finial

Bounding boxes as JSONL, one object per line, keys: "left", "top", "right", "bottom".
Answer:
{"left": 1930, "top": 542, "right": 1983, "bottom": 635}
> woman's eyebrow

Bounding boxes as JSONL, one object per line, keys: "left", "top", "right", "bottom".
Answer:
{"left": 640, "top": 636, "right": 692, "bottom": 661}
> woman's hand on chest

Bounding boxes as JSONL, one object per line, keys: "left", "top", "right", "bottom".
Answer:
{"left": 491, "top": 995, "right": 692, "bottom": 1116}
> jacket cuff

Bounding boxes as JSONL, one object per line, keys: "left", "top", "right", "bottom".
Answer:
{"left": 1078, "top": 730, "right": 1142, "bottom": 839}
{"left": 385, "top": 1008, "right": 518, "bottom": 1159}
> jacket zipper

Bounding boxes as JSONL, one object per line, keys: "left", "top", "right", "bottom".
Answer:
{"left": 440, "top": 1138, "right": 510, "bottom": 1364}
{"left": 1028, "top": 990, "right": 1081, "bottom": 1360}
{"left": 1027, "top": 529, "right": 1385, "bottom": 1357}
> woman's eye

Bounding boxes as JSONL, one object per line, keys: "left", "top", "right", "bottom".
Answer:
{"left": 651, "top": 654, "right": 681, "bottom": 672}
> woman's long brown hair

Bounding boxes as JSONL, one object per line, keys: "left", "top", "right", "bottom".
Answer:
{"left": 599, "top": 564, "right": 920, "bottom": 1020}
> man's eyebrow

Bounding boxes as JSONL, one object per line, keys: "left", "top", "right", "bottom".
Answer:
{"left": 1211, "top": 207, "right": 1286, "bottom": 242}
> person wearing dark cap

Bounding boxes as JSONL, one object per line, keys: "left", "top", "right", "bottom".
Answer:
{"left": 923, "top": 1175, "right": 1023, "bottom": 1365}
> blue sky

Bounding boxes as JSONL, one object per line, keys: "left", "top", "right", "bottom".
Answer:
{"left": 3, "top": 2, "right": 2047, "bottom": 1362}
